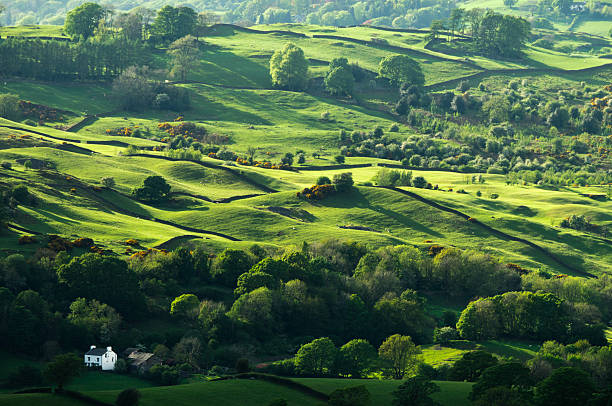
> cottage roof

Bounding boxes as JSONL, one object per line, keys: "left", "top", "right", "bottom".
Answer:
{"left": 85, "top": 348, "right": 108, "bottom": 356}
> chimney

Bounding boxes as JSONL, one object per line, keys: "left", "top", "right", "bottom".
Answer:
{"left": 90, "top": 345, "right": 96, "bottom": 350}
{"left": 107, "top": 346, "right": 112, "bottom": 352}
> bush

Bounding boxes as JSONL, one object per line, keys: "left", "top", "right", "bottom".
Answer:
{"left": 334, "top": 155, "right": 345, "bottom": 164}
{"left": 412, "top": 176, "right": 427, "bottom": 188}
{"left": 1, "top": 161, "right": 11, "bottom": 169}
{"left": 101, "top": 177, "right": 115, "bottom": 188}
{"left": 333, "top": 172, "right": 354, "bottom": 192}
{"left": 434, "top": 327, "right": 459, "bottom": 344}
{"left": 316, "top": 176, "right": 332, "bottom": 185}
{"left": 489, "top": 193, "right": 499, "bottom": 199}
{"left": 390, "top": 123, "right": 399, "bottom": 132}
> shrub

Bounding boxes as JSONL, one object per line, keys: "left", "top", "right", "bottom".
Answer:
{"left": 434, "top": 327, "right": 459, "bottom": 344}
{"left": 101, "top": 177, "right": 115, "bottom": 188}
{"left": 11, "top": 185, "right": 32, "bottom": 204}
{"left": 333, "top": 172, "right": 354, "bottom": 192}
{"left": 390, "top": 123, "right": 399, "bottom": 132}
{"left": 334, "top": 155, "right": 346, "bottom": 164}
{"left": 412, "top": 176, "right": 427, "bottom": 188}
{"left": 72, "top": 237, "right": 94, "bottom": 248}
{"left": 18, "top": 235, "right": 37, "bottom": 245}
{"left": 489, "top": 193, "right": 499, "bottom": 199}
{"left": 298, "top": 184, "right": 336, "bottom": 200}
{"left": 1, "top": 161, "right": 11, "bottom": 169}
{"left": 316, "top": 176, "right": 332, "bottom": 185}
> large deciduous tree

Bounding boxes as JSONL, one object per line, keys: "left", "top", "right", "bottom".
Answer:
{"left": 378, "top": 334, "right": 421, "bottom": 379}
{"left": 338, "top": 339, "right": 377, "bottom": 378}
{"left": 132, "top": 175, "right": 171, "bottom": 202}
{"left": 378, "top": 55, "right": 424, "bottom": 88}
{"left": 151, "top": 6, "right": 197, "bottom": 44}
{"left": 270, "top": 43, "right": 308, "bottom": 91}
{"left": 64, "top": 3, "right": 105, "bottom": 40}
{"left": 534, "top": 367, "right": 595, "bottom": 406}
{"left": 392, "top": 377, "right": 441, "bottom": 406}
{"left": 295, "top": 337, "right": 337, "bottom": 375}
{"left": 325, "top": 57, "right": 354, "bottom": 96}
{"left": 44, "top": 354, "right": 82, "bottom": 391}
{"left": 168, "top": 35, "right": 200, "bottom": 82}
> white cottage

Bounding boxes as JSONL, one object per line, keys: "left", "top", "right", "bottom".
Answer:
{"left": 84, "top": 345, "right": 117, "bottom": 371}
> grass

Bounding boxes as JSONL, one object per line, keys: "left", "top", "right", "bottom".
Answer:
{"left": 88, "top": 379, "right": 326, "bottom": 406}
{"left": 2, "top": 125, "right": 611, "bottom": 274}
{"left": 0, "top": 25, "right": 67, "bottom": 38}
{"left": 66, "top": 371, "right": 153, "bottom": 392}
{"left": 294, "top": 378, "right": 473, "bottom": 406}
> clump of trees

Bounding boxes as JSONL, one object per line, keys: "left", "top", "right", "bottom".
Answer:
{"left": 112, "top": 66, "right": 190, "bottom": 111}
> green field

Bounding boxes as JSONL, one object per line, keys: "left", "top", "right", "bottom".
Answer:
{"left": 0, "top": 376, "right": 473, "bottom": 406}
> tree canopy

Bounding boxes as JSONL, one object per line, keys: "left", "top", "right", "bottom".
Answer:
{"left": 378, "top": 55, "right": 425, "bottom": 88}
{"left": 270, "top": 43, "right": 308, "bottom": 91}
{"left": 64, "top": 3, "right": 105, "bottom": 40}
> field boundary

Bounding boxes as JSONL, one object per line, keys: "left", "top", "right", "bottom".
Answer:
{"left": 129, "top": 153, "right": 279, "bottom": 193}
{"left": 213, "top": 373, "right": 329, "bottom": 401}
{"left": 382, "top": 186, "right": 594, "bottom": 276}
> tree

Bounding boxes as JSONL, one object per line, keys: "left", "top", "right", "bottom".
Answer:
{"left": 168, "top": 35, "right": 200, "bottom": 82}
{"left": 0, "top": 93, "right": 20, "bottom": 120}
{"left": 470, "top": 362, "right": 532, "bottom": 401}
{"left": 195, "top": 12, "right": 219, "bottom": 38}
{"left": 68, "top": 298, "right": 122, "bottom": 343}
{"left": 235, "top": 271, "right": 277, "bottom": 296}
{"left": 212, "top": 248, "right": 253, "bottom": 287}
{"left": 332, "top": 172, "right": 354, "bottom": 192}
{"left": 64, "top": 3, "right": 105, "bottom": 40}
{"left": 325, "top": 58, "right": 354, "bottom": 96}
{"left": 428, "top": 20, "right": 445, "bottom": 41}
{"left": 504, "top": 0, "right": 518, "bottom": 7}
{"left": 133, "top": 176, "right": 171, "bottom": 202}
{"left": 111, "top": 66, "right": 155, "bottom": 111}
{"left": 173, "top": 336, "right": 202, "bottom": 368}
{"left": 101, "top": 177, "right": 116, "bottom": 188}
{"left": 44, "top": 354, "right": 82, "bottom": 390}
{"left": 228, "top": 287, "right": 277, "bottom": 338}
{"left": 392, "top": 377, "right": 441, "bottom": 406}
{"left": 534, "top": 367, "right": 595, "bottom": 406}
{"left": 449, "top": 351, "right": 498, "bottom": 382}
{"left": 151, "top": 6, "right": 197, "bottom": 43}
{"left": 378, "top": 334, "right": 421, "bottom": 379}
{"left": 57, "top": 253, "right": 143, "bottom": 317}
{"left": 339, "top": 339, "right": 377, "bottom": 378}
{"left": 378, "top": 55, "right": 424, "bottom": 88}
{"left": 116, "top": 388, "right": 141, "bottom": 406}
{"left": 317, "top": 176, "right": 332, "bottom": 185}
{"left": 170, "top": 294, "right": 200, "bottom": 319}
{"left": 329, "top": 385, "right": 372, "bottom": 406}
{"left": 270, "top": 43, "right": 308, "bottom": 91}
{"left": 295, "top": 337, "right": 337, "bottom": 375}
{"left": 116, "top": 11, "right": 145, "bottom": 42}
